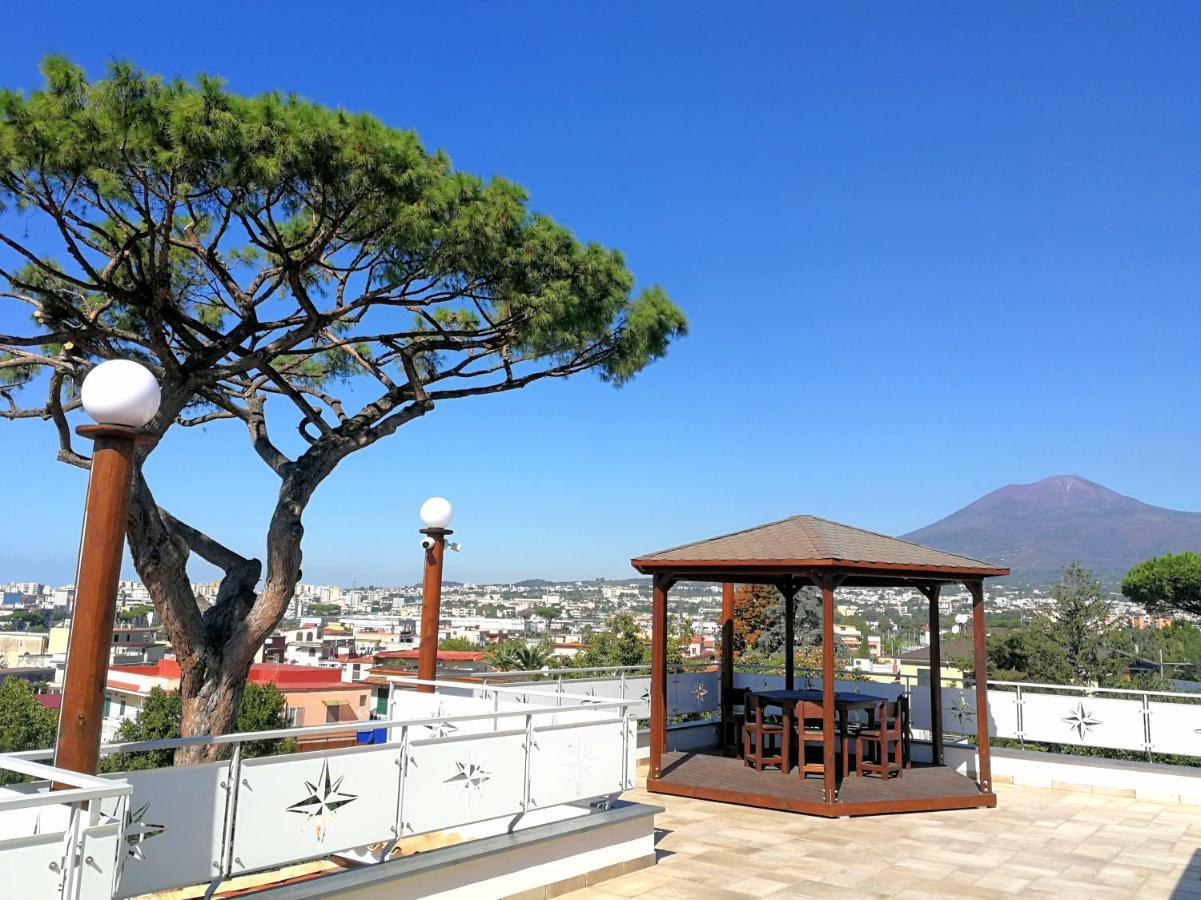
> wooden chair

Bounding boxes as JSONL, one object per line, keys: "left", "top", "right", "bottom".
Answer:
{"left": 796, "top": 701, "right": 827, "bottom": 778}
{"left": 742, "top": 693, "right": 785, "bottom": 771}
{"left": 856, "top": 700, "right": 904, "bottom": 779}
{"left": 839, "top": 706, "right": 870, "bottom": 777}
{"left": 721, "top": 687, "right": 749, "bottom": 757}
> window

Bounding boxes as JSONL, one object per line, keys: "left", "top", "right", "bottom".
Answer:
{"left": 358, "top": 695, "right": 366, "bottom": 707}
{"left": 118, "top": 700, "right": 126, "bottom": 716}
{"left": 102, "top": 697, "right": 111, "bottom": 717}
{"left": 325, "top": 704, "right": 341, "bottom": 723}
{"left": 286, "top": 707, "right": 303, "bottom": 726}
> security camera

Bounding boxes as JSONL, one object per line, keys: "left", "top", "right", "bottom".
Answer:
{"left": 420, "top": 536, "right": 436, "bottom": 551}
{"left": 448, "top": 542, "right": 462, "bottom": 553}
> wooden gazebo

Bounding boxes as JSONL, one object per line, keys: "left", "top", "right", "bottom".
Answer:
{"left": 631, "top": 515, "right": 1009, "bottom": 817}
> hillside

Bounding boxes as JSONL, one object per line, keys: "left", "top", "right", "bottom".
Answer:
{"left": 902, "top": 475, "right": 1201, "bottom": 580}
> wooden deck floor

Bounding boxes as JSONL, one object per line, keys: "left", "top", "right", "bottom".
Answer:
{"left": 648, "top": 751, "right": 995, "bottom": 817}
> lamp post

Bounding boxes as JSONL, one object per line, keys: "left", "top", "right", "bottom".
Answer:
{"left": 54, "top": 360, "right": 160, "bottom": 778}
{"left": 417, "top": 497, "right": 453, "bottom": 693}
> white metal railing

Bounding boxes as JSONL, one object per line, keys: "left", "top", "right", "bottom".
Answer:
{"left": 454, "top": 665, "right": 1201, "bottom": 762}
{"left": 964, "top": 679, "right": 1201, "bottom": 758}
{"left": 0, "top": 756, "right": 132, "bottom": 900}
{"left": 3, "top": 678, "right": 636, "bottom": 900}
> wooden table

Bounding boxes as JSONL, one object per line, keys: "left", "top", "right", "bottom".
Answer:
{"left": 753, "top": 689, "right": 892, "bottom": 776}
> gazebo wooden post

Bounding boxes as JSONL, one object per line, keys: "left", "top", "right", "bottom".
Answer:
{"left": 649, "top": 573, "right": 672, "bottom": 780}
{"left": 819, "top": 574, "right": 837, "bottom": 805}
{"left": 966, "top": 579, "right": 992, "bottom": 792}
{"left": 920, "top": 584, "right": 944, "bottom": 766}
{"left": 720, "top": 583, "right": 735, "bottom": 739}
{"left": 783, "top": 580, "right": 796, "bottom": 691}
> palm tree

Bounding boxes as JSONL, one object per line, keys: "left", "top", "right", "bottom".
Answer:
{"left": 486, "top": 640, "right": 554, "bottom": 672}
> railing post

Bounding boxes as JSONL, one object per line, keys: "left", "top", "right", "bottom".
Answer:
{"left": 61, "top": 803, "right": 83, "bottom": 900}
{"left": 218, "top": 742, "right": 244, "bottom": 882}
{"left": 1142, "top": 692, "right": 1153, "bottom": 762}
{"left": 1015, "top": 685, "right": 1024, "bottom": 749}
{"left": 521, "top": 713, "right": 534, "bottom": 811}
{"left": 394, "top": 725, "right": 410, "bottom": 839}
{"left": 620, "top": 702, "right": 632, "bottom": 791}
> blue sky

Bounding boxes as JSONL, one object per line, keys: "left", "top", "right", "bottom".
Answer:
{"left": 1, "top": 2, "right": 1198, "bottom": 585}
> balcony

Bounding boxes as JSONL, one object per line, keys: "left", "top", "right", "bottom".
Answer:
{"left": 3, "top": 666, "right": 1200, "bottom": 898}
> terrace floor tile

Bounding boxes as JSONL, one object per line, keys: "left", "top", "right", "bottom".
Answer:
{"left": 565, "top": 779, "right": 1201, "bottom": 900}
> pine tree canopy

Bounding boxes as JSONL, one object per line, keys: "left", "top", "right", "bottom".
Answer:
{"left": 0, "top": 56, "right": 686, "bottom": 464}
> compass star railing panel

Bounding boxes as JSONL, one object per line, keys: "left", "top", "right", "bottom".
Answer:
{"left": 668, "top": 670, "right": 720, "bottom": 717}
{"left": 530, "top": 719, "right": 634, "bottom": 809}
{"left": 626, "top": 676, "right": 652, "bottom": 719}
{"left": 96, "top": 761, "right": 230, "bottom": 899}
{"left": 1019, "top": 692, "right": 1148, "bottom": 752}
{"left": 482, "top": 675, "right": 656, "bottom": 719}
{"left": 469, "top": 665, "right": 679, "bottom": 721}
{"left": 912, "top": 686, "right": 1020, "bottom": 741}
{"left": 403, "top": 730, "right": 528, "bottom": 836}
{"left": 230, "top": 743, "right": 403, "bottom": 874}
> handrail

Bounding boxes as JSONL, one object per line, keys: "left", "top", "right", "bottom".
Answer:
{"left": 473, "top": 665, "right": 651, "bottom": 677}
{"left": 12, "top": 675, "right": 635, "bottom": 762}
{"left": 0, "top": 753, "right": 132, "bottom": 810}
{"left": 983, "top": 679, "right": 1201, "bottom": 699}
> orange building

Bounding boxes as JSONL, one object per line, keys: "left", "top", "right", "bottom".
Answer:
{"left": 105, "top": 659, "right": 372, "bottom": 736}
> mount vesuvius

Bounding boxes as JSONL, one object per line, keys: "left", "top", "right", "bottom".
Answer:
{"left": 902, "top": 475, "right": 1201, "bottom": 580}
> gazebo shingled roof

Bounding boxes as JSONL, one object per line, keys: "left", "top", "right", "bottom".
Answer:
{"left": 631, "top": 514, "right": 1007, "bottom": 579}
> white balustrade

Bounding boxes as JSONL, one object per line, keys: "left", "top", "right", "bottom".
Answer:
{"left": 2, "top": 678, "right": 636, "bottom": 900}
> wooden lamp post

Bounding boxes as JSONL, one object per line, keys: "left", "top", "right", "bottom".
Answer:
{"left": 54, "top": 360, "right": 160, "bottom": 778}
{"left": 416, "top": 496, "right": 453, "bottom": 693}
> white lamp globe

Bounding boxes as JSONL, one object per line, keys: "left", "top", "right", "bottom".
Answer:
{"left": 419, "top": 496, "right": 454, "bottom": 530}
{"left": 81, "top": 360, "right": 161, "bottom": 427}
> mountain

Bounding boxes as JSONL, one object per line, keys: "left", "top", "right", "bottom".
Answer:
{"left": 902, "top": 475, "right": 1201, "bottom": 580}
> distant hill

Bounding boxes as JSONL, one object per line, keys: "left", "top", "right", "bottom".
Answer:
{"left": 902, "top": 475, "right": 1201, "bottom": 581}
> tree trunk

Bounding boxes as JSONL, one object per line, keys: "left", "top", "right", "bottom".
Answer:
{"left": 125, "top": 464, "right": 276, "bottom": 764}
{"left": 175, "top": 652, "right": 250, "bottom": 764}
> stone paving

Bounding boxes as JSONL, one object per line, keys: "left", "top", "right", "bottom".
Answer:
{"left": 566, "top": 774, "right": 1201, "bottom": 899}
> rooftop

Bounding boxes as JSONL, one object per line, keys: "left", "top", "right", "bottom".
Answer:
{"left": 566, "top": 773, "right": 1201, "bottom": 899}
{"left": 897, "top": 637, "right": 978, "bottom": 662}
{"left": 110, "top": 658, "right": 356, "bottom": 688}
{"left": 374, "top": 649, "right": 486, "bottom": 662}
